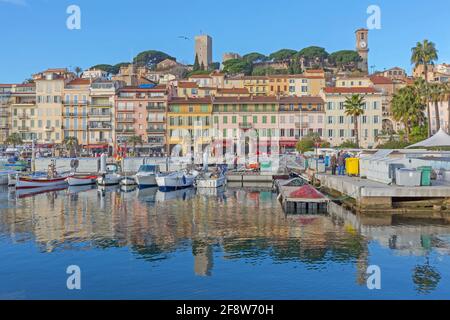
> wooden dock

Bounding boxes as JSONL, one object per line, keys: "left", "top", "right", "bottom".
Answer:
{"left": 278, "top": 185, "right": 330, "bottom": 214}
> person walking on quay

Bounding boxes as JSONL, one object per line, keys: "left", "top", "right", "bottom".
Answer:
{"left": 330, "top": 154, "right": 337, "bottom": 175}
{"left": 337, "top": 152, "right": 345, "bottom": 176}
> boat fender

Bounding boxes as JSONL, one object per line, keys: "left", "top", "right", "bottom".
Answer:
{"left": 182, "top": 175, "right": 187, "bottom": 185}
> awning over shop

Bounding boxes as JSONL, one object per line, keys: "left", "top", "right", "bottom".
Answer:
{"left": 279, "top": 140, "right": 297, "bottom": 147}
{"left": 83, "top": 144, "right": 109, "bottom": 149}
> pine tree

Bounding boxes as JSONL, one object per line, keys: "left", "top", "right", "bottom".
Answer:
{"left": 200, "top": 62, "right": 205, "bottom": 71}
{"left": 193, "top": 54, "right": 200, "bottom": 71}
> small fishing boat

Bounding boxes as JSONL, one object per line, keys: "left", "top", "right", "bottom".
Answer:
{"left": 66, "top": 175, "right": 98, "bottom": 186}
{"left": 8, "top": 171, "right": 46, "bottom": 187}
{"left": 196, "top": 171, "right": 227, "bottom": 188}
{"left": 156, "top": 169, "right": 199, "bottom": 192}
{"left": 135, "top": 164, "right": 160, "bottom": 188}
{"left": 15, "top": 175, "right": 69, "bottom": 189}
{"left": 97, "top": 164, "right": 122, "bottom": 186}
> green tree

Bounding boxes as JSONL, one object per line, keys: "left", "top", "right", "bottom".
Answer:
{"left": 411, "top": 40, "right": 438, "bottom": 136}
{"left": 296, "top": 46, "right": 329, "bottom": 66}
{"left": 5, "top": 133, "right": 23, "bottom": 148}
{"left": 338, "top": 140, "right": 359, "bottom": 149}
{"left": 413, "top": 78, "right": 432, "bottom": 137}
{"left": 193, "top": 54, "right": 200, "bottom": 71}
{"left": 222, "top": 59, "right": 252, "bottom": 75}
{"left": 344, "top": 94, "right": 365, "bottom": 148}
{"left": 295, "top": 133, "right": 330, "bottom": 153}
{"left": 391, "top": 86, "right": 425, "bottom": 141}
{"left": 269, "top": 49, "right": 297, "bottom": 61}
{"left": 429, "top": 83, "right": 445, "bottom": 132}
{"left": 329, "top": 50, "right": 361, "bottom": 70}
{"left": 288, "top": 56, "right": 303, "bottom": 74}
{"left": 63, "top": 136, "right": 79, "bottom": 158}
{"left": 127, "top": 135, "right": 143, "bottom": 156}
{"left": 133, "top": 50, "right": 175, "bottom": 69}
{"left": 74, "top": 66, "right": 83, "bottom": 77}
{"left": 242, "top": 52, "right": 268, "bottom": 63}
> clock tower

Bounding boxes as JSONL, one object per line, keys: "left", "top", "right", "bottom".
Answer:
{"left": 355, "top": 28, "right": 369, "bottom": 74}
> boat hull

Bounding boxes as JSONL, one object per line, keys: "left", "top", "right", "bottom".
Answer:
{"left": 135, "top": 174, "right": 157, "bottom": 188}
{"left": 16, "top": 176, "right": 68, "bottom": 189}
{"left": 97, "top": 174, "right": 121, "bottom": 186}
{"left": 66, "top": 175, "right": 97, "bottom": 186}
{"left": 196, "top": 176, "right": 226, "bottom": 188}
{"left": 156, "top": 173, "right": 196, "bottom": 191}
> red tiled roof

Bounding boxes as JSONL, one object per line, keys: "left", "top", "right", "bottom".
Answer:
{"left": 305, "top": 69, "right": 325, "bottom": 73}
{"left": 169, "top": 97, "right": 212, "bottom": 104}
{"left": 323, "top": 87, "right": 379, "bottom": 94}
{"left": 16, "top": 83, "right": 35, "bottom": 87}
{"left": 67, "top": 78, "right": 91, "bottom": 85}
{"left": 178, "top": 81, "right": 198, "bottom": 88}
{"left": 279, "top": 96, "right": 325, "bottom": 104}
{"left": 189, "top": 74, "right": 212, "bottom": 79}
{"left": 370, "top": 75, "right": 393, "bottom": 85}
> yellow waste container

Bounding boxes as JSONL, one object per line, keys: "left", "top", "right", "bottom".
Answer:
{"left": 346, "top": 158, "right": 360, "bottom": 176}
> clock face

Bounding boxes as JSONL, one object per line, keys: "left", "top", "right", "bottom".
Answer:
{"left": 360, "top": 41, "right": 367, "bottom": 48}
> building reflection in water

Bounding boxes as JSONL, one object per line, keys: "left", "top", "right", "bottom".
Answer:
{"left": 0, "top": 186, "right": 449, "bottom": 292}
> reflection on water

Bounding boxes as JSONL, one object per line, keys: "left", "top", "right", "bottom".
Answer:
{"left": 0, "top": 185, "right": 449, "bottom": 299}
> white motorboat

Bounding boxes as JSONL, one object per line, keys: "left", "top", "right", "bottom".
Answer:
{"left": 96, "top": 154, "right": 122, "bottom": 186}
{"left": 97, "top": 164, "right": 122, "bottom": 186}
{"left": 0, "top": 170, "right": 16, "bottom": 185}
{"left": 135, "top": 164, "right": 160, "bottom": 188}
{"left": 196, "top": 171, "right": 227, "bottom": 188}
{"left": 155, "top": 169, "right": 199, "bottom": 192}
{"left": 66, "top": 175, "right": 98, "bottom": 186}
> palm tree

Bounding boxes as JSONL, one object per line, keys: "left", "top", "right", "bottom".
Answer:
{"left": 344, "top": 94, "right": 365, "bottom": 148}
{"left": 5, "top": 133, "right": 23, "bottom": 148}
{"left": 411, "top": 40, "right": 438, "bottom": 137}
{"left": 413, "top": 78, "right": 432, "bottom": 136}
{"left": 127, "top": 135, "right": 143, "bottom": 156}
{"left": 391, "top": 86, "right": 425, "bottom": 141}
{"left": 429, "top": 83, "right": 445, "bottom": 132}
{"left": 74, "top": 66, "right": 83, "bottom": 77}
{"left": 63, "top": 136, "right": 79, "bottom": 158}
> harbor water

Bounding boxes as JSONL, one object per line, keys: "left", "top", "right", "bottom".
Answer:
{"left": 0, "top": 185, "right": 449, "bottom": 299}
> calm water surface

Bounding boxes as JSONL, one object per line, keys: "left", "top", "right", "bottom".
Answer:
{"left": 0, "top": 184, "right": 449, "bottom": 299}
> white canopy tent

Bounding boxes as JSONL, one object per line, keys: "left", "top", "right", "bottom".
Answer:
{"left": 406, "top": 128, "right": 450, "bottom": 149}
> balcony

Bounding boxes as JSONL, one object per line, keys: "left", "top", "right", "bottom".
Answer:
{"left": 148, "top": 117, "right": 166, "bottom": 123}
{"left": 0, "top": 111, "right": 10, "bottom": 117}
{"left": 117, "top": 128, "right": 135, "bottom": 134}
{"left": 117, "top": 108, "right": 134, "bottom": 113}
{"left": 18, "top": 126, "right": 30, "bottom": 132}
{"left": 64, "top": 101, "right": 88, "bottom": 106}
{"left": 239, "top": 123, "right": 253, "bottom": 130}
{"left": 88, "top": 112, "right": 111, "bottom": 117}
{"left": 89, "top": 126, "right": 112, "bottom": 131}
{"left": 116, "top": 118, "right": 135, "bottom": 123}
{"left": 63, "top": 112, "right": 87, "bottom": 118}
{"left": 0, "top": 124, "right": 9, "bottom": 129}
{"left": 18, "top": 113, "right": 30, "bottom": 120}
{"left": 90, "top": 103, "right": 112, "bottom": 108}
{"left": 147, "top": 128, "right": 165, "bottom": 133}
{"left": 146, "top": 104, "right": 166, "bottom": 111}
{"left": 45, "top": 126, "right": 54, "bottom": 132}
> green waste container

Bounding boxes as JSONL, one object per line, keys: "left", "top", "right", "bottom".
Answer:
{"left": 417, "top": 166, "right": 432, "bottom": 186}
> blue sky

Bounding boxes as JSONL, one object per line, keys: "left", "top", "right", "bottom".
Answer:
{"left": 1, "top": 0, "right": 449, "bottom": 83}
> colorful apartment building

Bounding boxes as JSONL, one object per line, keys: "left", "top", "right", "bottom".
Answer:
{"left": 62, "top": 78, "right": 91, "bottom": 145}
{"left": 115, "top": 85, "right": 168, "bottom": 155}
{"left": 321, "top": 87, "right": 383, "bottom": 148}
{"left": 33, "top": 69, "right": 74, "bottom": 145}
{"left": 10, "top": 83, "right": 37, "bottom": 144}
{"left": 167, "top": 97, "right": 213, "bottom": 155}
{"left": 0, "top": 84, "right": 12, "bottom": 143}
{"left": 89, "top": 80, "right": 119, "bottom": 151}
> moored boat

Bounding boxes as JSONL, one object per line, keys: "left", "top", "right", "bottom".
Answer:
{"left": 196, "top": 171, "right": 227, "bottom": 188}
{"left": 135, "top": 164, "right": 160, "bottom": 188}
{"left": 156, "top": 169, "right": 198, "bottom": 192}
{"left": 66, "top": 175, "right": 98, "bottom": 186}
{"left": 97, "top": 164, "right": 122, "bottom": 186}
{"left": 16, "top": 175, "right": 69, "bottom": 189}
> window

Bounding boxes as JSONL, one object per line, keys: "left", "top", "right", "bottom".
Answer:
{"left": 339, "top": 116, "right": 344, "bottom": 124}
{"left": 328, "top": 129, "right": 333, "bottom": 137}
{"left": 223, "top": 116, "right": 228, "bottom": 124}
{"left": 340, "top": 129, "right": 345, "bottom": 137}
{"left": 328, "top": 116, "right": 333, "bottom": 124}
{"left": 271, "top": 116, "right": 276, "bottom": 124}
{"left": 214, "top": 116, "right": 218, "bottom": 124}
{"left": 262, "top": 116, "right": 267, "bottom": 124}
{"left": 362, "top": 116, "right": 367, "bottom": 124}
{"left": 232, "top": 116, "right": 237, "bottom": 124}
{"left": 339, "top": 102, "right": 344, "bottom": 110}
{"left": 327, "top": 102, "right": 333, "bottom": 110}
{"left": 373, "top": 115, "right": 379, "bottom": 124}
{"left": 253, "top": 116, "right": 258, "bottom": 124}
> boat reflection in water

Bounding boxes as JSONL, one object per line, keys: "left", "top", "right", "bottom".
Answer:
{"left": 155, "top": 187, "right": 196, "bottom": 202}
{"left": 0, "top": 186, "right": 450, "bottom": 299}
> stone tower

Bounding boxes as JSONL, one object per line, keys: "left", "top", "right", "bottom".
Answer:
{"left": 195, "top": 35, "right": 213, "bottom": 69}
{"left": 355, "top": 28, "right": 369, "bottom": 74}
